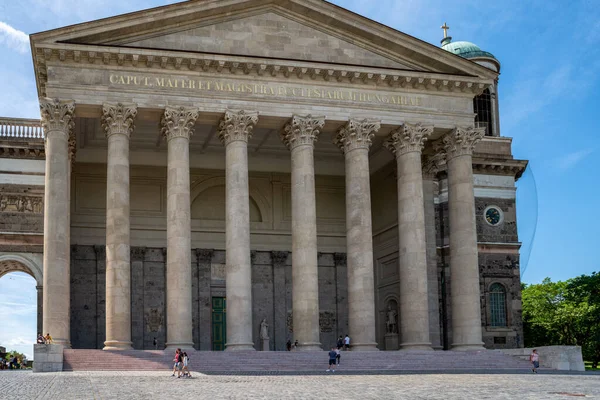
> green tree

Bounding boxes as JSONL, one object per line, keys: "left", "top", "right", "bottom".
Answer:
{"left": 522, "top": 273, "right": 600, "bottom": 368}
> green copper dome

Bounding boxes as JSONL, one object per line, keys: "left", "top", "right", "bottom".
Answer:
{"left": 441, "top": 39, "right": 497, "bottom": 60}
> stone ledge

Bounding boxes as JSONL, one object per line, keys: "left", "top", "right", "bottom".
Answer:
{"left": 33, "top": 344, "right": 64, "bottom": 373}
{"left": 499, "top": 346, "right": 585, "bottom": 371}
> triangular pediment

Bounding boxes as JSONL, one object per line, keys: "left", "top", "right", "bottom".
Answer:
{"left": 31, "top": 0, "right": 498, "bottom": 79}
{"left": 121, "top": 11, "right": 412, "bottom": 70}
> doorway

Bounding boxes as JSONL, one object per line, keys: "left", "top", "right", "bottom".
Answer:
{"left": 211, "top": 297, "right": 226, "bottom": 351}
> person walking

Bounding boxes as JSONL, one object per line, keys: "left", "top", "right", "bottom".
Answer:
{"left": 530, "top": 349, "right": 540, "bottom": 373}
{"left": 335, "top": 347, "right": 341, "bottom": 367}
{"left": 171, "top": 348, "right": 181, "bottom": 377}
{"left": 286, "top": 340, "right": 292, "bottom": 351}
{"left": 336, "top": 335, "right": 343, "bottom": 350}
{"left": 326, "top": 347, "right": 337, "bottom": 372}
{"left": 181, "top": 352, "right": 192, "bottom": 378}
{"left": 343, "top": 334, "right": 350, "bottom": 351}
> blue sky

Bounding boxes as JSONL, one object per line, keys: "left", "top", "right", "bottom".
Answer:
{"left": 0, "top": 0, "right": 598, "bottom": 357}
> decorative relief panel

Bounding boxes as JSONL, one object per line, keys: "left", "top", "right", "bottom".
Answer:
{"left": 211, "top": 263, "right": 226, "bottom": 281}
{"left": 0, "top": 194, "right": 43, "bottom": 213}
{"left": 319, "top": 311, "right": 335, "bottom": 333}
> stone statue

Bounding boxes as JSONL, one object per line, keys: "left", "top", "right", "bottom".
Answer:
{"left": 259, "top": 318, "right": 269, "bottom": 340}
{"left": 386, "top": 305, "right": 397, "bottom": 334}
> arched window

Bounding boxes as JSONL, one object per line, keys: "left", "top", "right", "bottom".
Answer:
{"left": 489, "top": 283, "right": 507, "bottom": 327}
{"left": 474, "top": 88, "right": 493, "bottom": 136}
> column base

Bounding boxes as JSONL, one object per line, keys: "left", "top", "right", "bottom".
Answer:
{"left": 296, "top": 342, "right": 322, "bottom": 351}
{"left": 400, "top": 342, "right": 433, "bottom": 351}
{"left": 451, "top": 342, "right": 485, "bottom": 351}
{"left": 225, "top": 342, "right": 256, "bottom": 351}
{"left": 103, "top": 340, "right": 133, "bottom": 350}
{"left": 349, "top": 343, "right": 379, "bottom": 351}
{"left": 165, "top": 342, "right": 195, "bottom": 351}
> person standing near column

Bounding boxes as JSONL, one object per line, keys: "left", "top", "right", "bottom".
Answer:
{"left": 442, "top": 126, "right": 485, "bottom": 350}
{"left": 39, "top": 97, "right": 75, "bottom": 348}
{"left": 218, "top": 110, "right": 258, "bottom": 351}
{"left": 161, "top": 106, "right": 199, "bottom": 350}
{"left": 101, "top": 102, "right": 137, "bottom": 350}
{"left": 281, "top": 115, "right": 324, "bottom": 351}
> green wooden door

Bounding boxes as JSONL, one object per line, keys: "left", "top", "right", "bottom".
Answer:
{"left": 212, "top": 297, "right": 226, "bottom": 351}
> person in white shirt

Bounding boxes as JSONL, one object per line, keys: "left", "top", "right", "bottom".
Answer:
{"left": 344, "top": 334, "right": 350, "bottom": 351}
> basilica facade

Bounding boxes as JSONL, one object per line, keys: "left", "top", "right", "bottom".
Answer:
{"left": 0, "top": 0, "right": 527, "bottom": 352}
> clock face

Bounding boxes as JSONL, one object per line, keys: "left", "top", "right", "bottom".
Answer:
{"left": 485, "top": 207, "right": 502, "bottom": 226}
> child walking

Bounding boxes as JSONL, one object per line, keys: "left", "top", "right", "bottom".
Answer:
{"left": 530, "top": 349, "right": 539, "bottom": 373}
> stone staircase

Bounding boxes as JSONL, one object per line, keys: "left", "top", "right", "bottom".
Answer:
{"left": 63, "top": 349, "right": 535, "bottom": 373}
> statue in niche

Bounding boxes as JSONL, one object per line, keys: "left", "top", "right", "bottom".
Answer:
{"left": 386, "top": 304, "right": 398, "bottom": 334}
{"left": 259, "top": 318, "right": 269, "bottom": 340}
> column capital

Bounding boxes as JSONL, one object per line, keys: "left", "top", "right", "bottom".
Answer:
{"left": 442, "top": 126, "right": 485, "bottom": 161}
{"left": 334, "top": 118, "right": 380, "bottom": 154}
{"left": 39, "top": 97, "right": 75, "bottom": 136}
{"left": 422, "top": 153, "right": 445, "bottom": 180}
{"left": 101, "top": 102, "right": 138, "bottom": 139}
{"left": 384, "top": 123, "right": 433, "bottom": 157}
{"left": 160, "top": 105, "right": 199, "bottom": 141}
{"left": 281, "top": 115, "right": 325, "bottom": 150}
{"left": 218, "top": 110, "right": 259, "bottom": 146}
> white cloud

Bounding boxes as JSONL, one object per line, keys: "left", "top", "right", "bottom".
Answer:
{"left": 556, "top": 149, "right": 594, "bottom": 170}
{"left": 0, "top": 21, "right": 29, "bottom": 54}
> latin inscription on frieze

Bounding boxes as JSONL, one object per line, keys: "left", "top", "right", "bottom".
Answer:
{"left": 108, "top": 73, "right": 425, "bottom": 108}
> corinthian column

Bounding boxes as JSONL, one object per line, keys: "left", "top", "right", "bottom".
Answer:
{"left": 281, "top": 115, "right": 324, "bottom": 351}
{"left": 40, "top": 97, "right": 75, "bottom": 348}
{"left": 442, "top": 126, "right": 485, "bottom": 350}
{"left": 384, "top": 123, "right": 433, "bottom": 350}
{"left": 422, "top": 154, "right": 443, "bottom": 349}
{"left": 101, "top": 103, "right": 137, "bottom": 350}
{"left": 218, "top": 110, "right": 258, "bottom": 351}
{"left": 161, "top": 106, "right": 198, "bottom": 350}
{"left": 334, "top": 118, "right": 380, "bottom": 351}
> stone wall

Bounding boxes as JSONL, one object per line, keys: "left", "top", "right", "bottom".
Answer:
{"left": 69, "top": 245, "right": 348, "bottom": 350}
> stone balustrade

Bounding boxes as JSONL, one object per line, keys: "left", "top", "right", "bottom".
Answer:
{"left": 0, "top": 118, "right": 44, "bottom": 140}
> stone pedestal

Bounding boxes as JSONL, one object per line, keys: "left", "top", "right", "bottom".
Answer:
{"left": 219, "top": 110, "right": 258, "bottom": 351}
{"left": 281, "top": 115, "right": 324, "bottom": 351}
{"left": 33, "top": 344, "right": 63, "bottom": 373}
{"left": 384, "top": 333, "right": 399, "bottom": 351}
{"left": 39, "top": 98, "right": 75, "bottom": 348}
{"left": 161, "top": 106, "right": 198, "bottom": 350}
{"left": 442, "top": 127, "right": 485, "bottom": 351}
{"left": 261, "top": 338, "right": 270, "bottom": 351}
{"left": 335, "top": 119, "right": 380, "bottom": 351}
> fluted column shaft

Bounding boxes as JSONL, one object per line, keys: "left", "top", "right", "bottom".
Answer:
{"left": 422, "top": 157, "right": 442, "bottom": 349}
{"left": 385, "top": 124, "right": 432, "bottom": 350}
{"left": 219, "top": 110, "right": 258, "bottom": 351}
{"left": 335, "top": 119, "right": 379, "bottom": 351}
{"left": 40, "top": 97, "right": 75, "bottom": 348}
{"left": 102, "top": 103, "right": 137, "bottom": 350}
{"left": 162, "top": 106, "right": 198, "bottom": 350}
{"left": 443, "top": 127, "right": 485, "bottom": 350}
{"left": 281, "top": 115, "right": 324, "bottom": 350}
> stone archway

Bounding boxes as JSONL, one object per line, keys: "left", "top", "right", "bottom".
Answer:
{"left": 0, "top": 253, "right": 43, "bottom": 334}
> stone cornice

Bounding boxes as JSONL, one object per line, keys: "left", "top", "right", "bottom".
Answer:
{"left": 33, "top": 45, "right": 493, "bottom": 98}
{"left": 281, "top": 115, "right": 325, "bottom": 150}
{"left": 434, "top": 157, "right": 528, "bottom": 180}
{"left": 334, "top": 118, "right": 380, "bottom": 154}
{"left": 101, "top": 102, "right": 138, "bottom": 138}
{"left": 217, "top": 110, "right": 259, "bottom": 146}
{"left": 384, "top": 123, "right": 433, "bottom": 157}
{"left": 160, "top": 105, "right": 199, "bottom": 141}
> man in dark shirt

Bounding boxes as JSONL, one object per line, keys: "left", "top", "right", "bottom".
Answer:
{"left": 326, "top": 347, "right": 337, "bottom": 372}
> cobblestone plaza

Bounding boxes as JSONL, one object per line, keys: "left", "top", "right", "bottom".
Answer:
{"left": 1, "top": 371, "right": 599, "bottom": 399}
